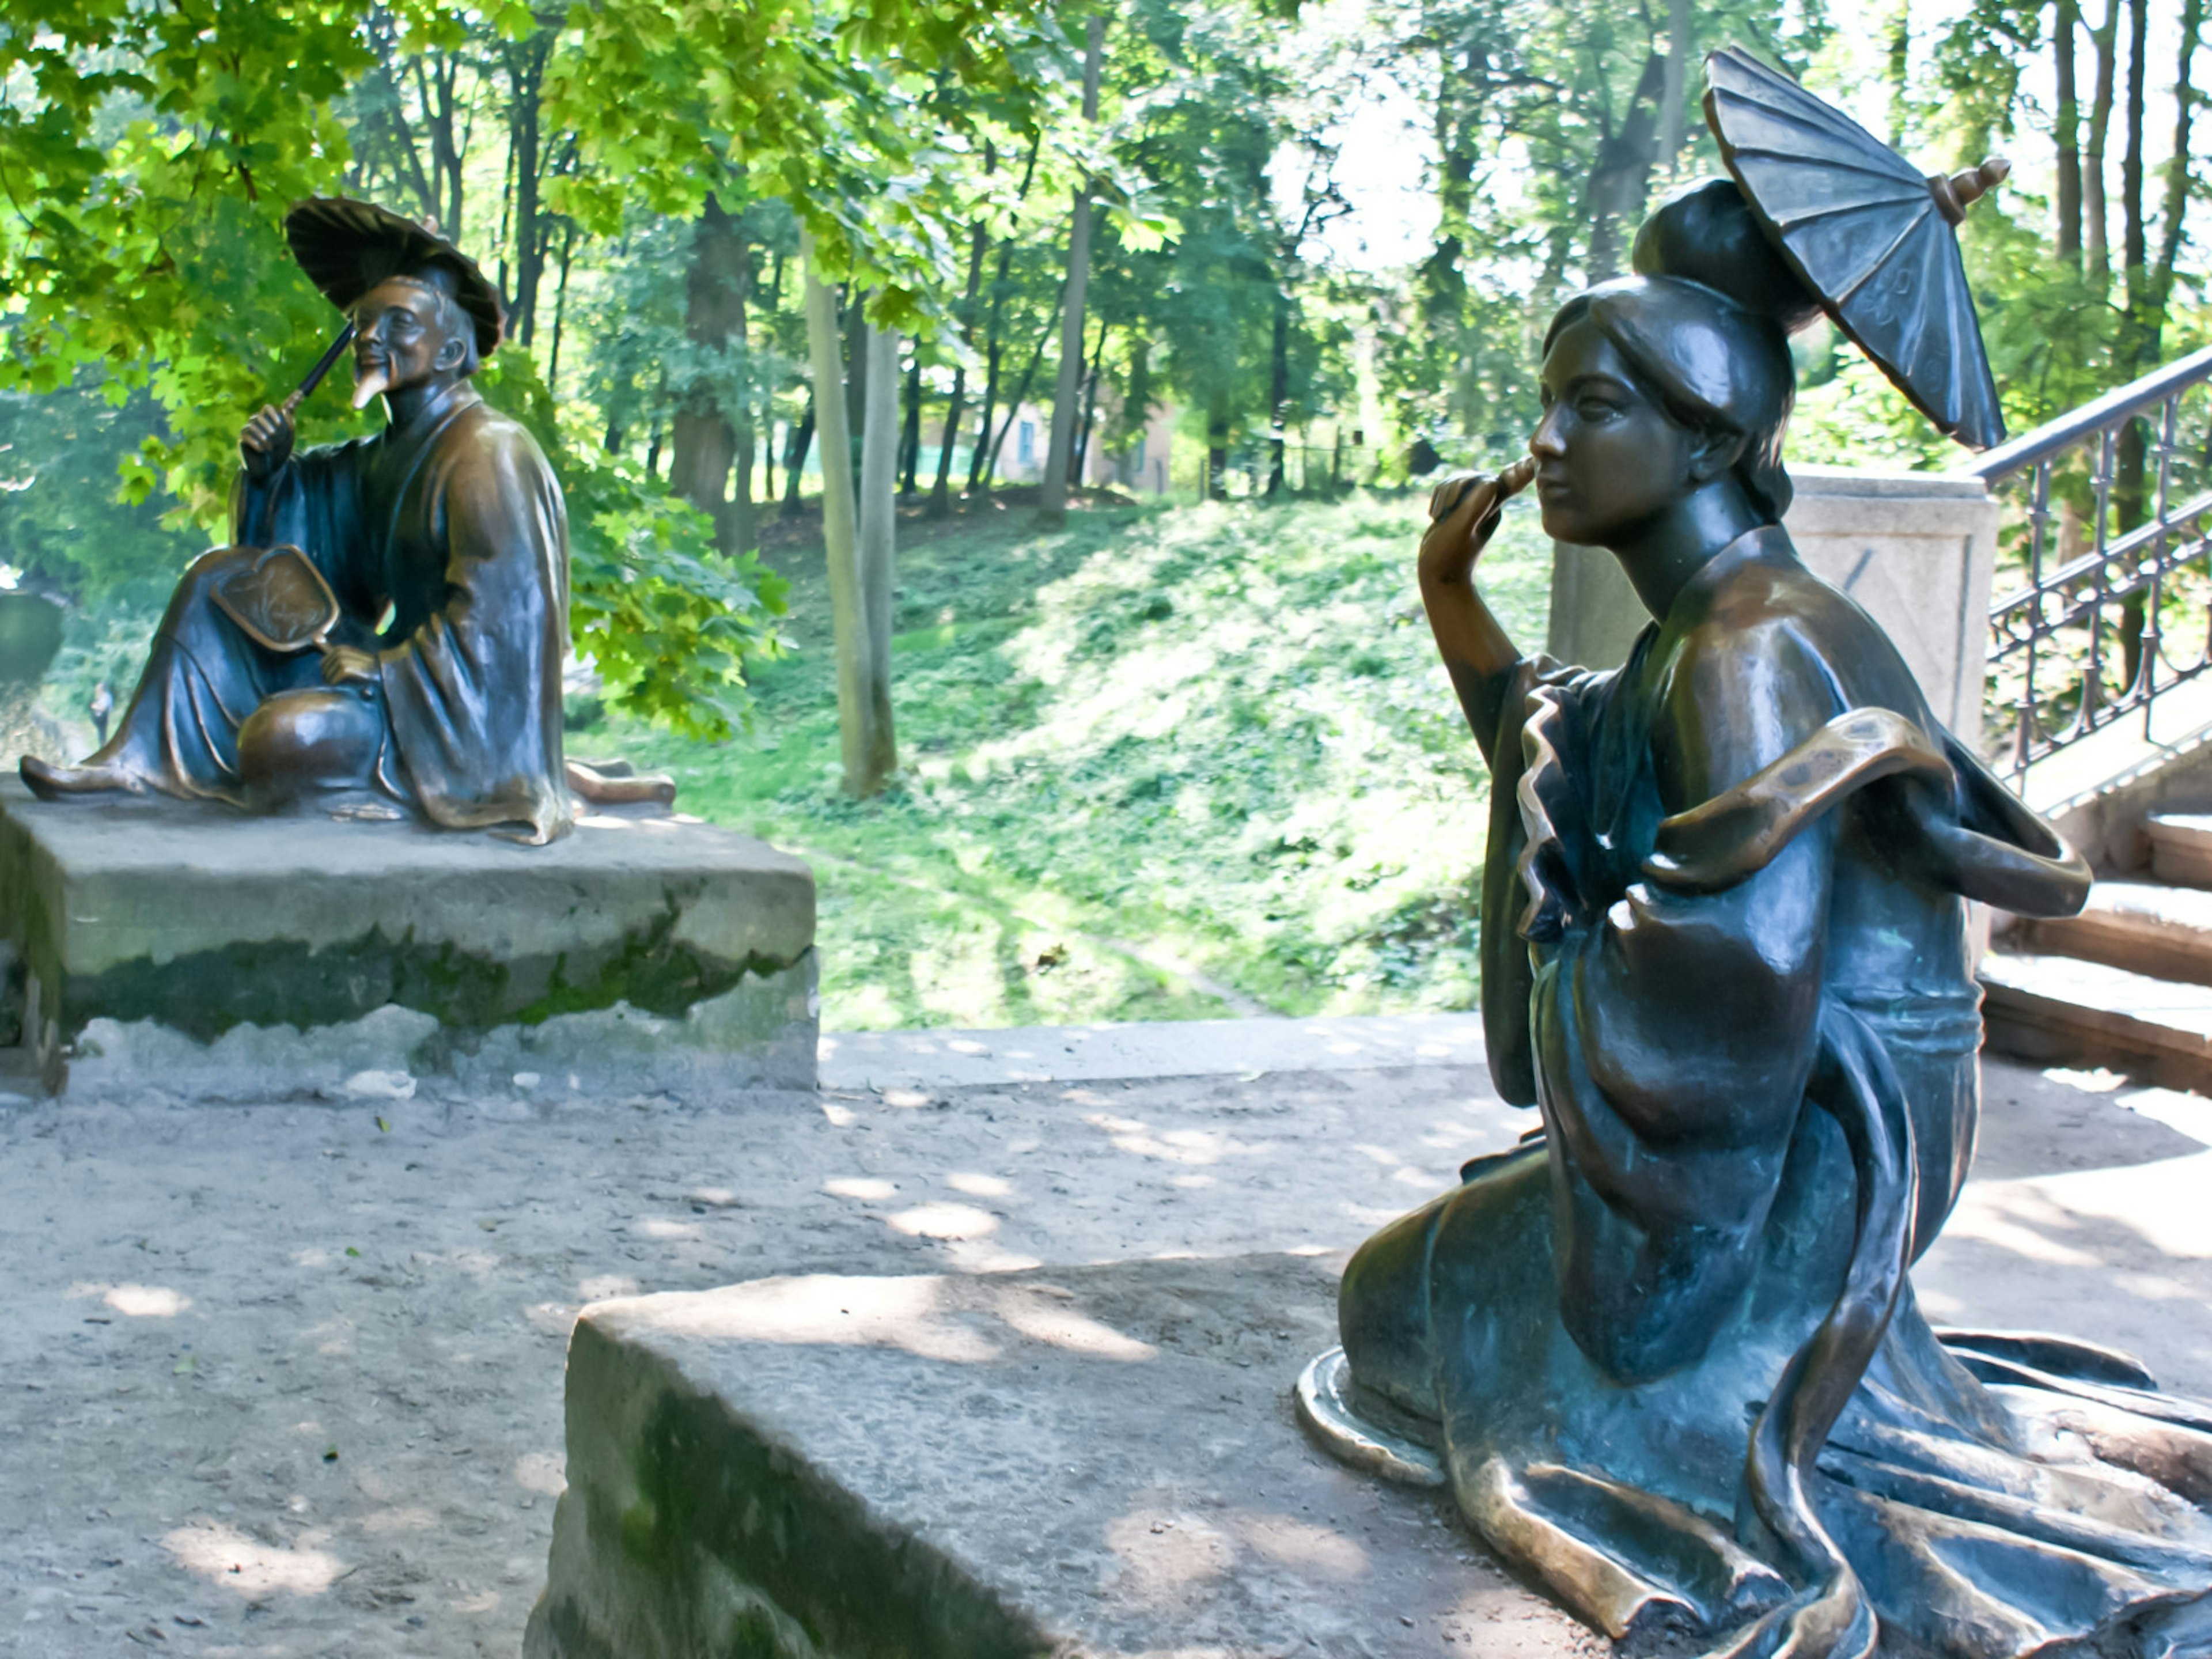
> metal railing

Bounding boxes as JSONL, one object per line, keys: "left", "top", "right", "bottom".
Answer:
{"left": 1980, "top": 343, "right": 2212, "bottom": 774}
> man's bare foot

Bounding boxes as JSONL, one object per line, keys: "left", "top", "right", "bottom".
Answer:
{"left": 20, "top": 756, "right": 143, "bottom": 800}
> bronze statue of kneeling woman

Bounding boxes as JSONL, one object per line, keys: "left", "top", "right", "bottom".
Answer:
{"left": 1302, "top": 71, "right": 2212, "bottom": 1659}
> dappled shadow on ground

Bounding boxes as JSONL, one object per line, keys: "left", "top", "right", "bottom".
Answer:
{"left": 3, "top": 1053, "right": 2201, "bottom": 1654}
{"left": 1918, "top": 1060, "right": 2212, "bottom": 1389}
{"left": 0, "top": 1059, "right": 1517, "bottom": 1656}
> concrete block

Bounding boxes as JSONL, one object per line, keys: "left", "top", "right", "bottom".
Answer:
{"left": 525, "top": 1253, "right": 1586, "bottom": 1659}
{"left": 0, "top": 781, "right": 817, "bottom": 1097}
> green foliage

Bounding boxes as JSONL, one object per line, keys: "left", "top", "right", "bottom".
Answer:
{"left": 1376, "top": 0, "right": 1834, "bottom": 455}
{"left": 567, "top": 491, "right": 790, "bottom": 744}
{"left": 0, "top": 380, "right": 199, "bottom": 601}
{"left": 578, "top": 203, "right": 799, "bottom": 456}
{"left": 592, "top": 493, "right": 1552, "bottom": 1027}
{"left": 0, "top": 1, "right": 461, "bottom": 520}
{"left": 477, "top": 347, "right": 789, "bottom": 740}
{"left": 543, "top": 0, "right": 1071, "bottom": 331}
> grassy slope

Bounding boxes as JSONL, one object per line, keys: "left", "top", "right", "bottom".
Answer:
{"left": 590, "top": 490, "right": 1554, "bottom": 1029}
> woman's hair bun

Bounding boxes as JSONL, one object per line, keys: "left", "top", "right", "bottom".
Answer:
{"left": 1631, "top": 177, "right": 1824, "bottom": 334}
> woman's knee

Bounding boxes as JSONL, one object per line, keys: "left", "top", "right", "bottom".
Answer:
{"left": 1339, "top": 1194, "right": 1451, "bottom": 1419}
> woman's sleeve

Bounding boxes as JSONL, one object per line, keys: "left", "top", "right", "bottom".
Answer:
{"left": 1532, "top": 620, "right": 1845, "bottom": 1381}
{"left": 1479, "top": 655, "right": 1568, "bottom": 1106}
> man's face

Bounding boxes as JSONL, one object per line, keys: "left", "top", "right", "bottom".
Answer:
{"left": 351, "top": 278, "right": 466, "bottom": 408}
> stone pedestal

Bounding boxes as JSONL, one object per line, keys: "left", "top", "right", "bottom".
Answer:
{"left": 525, "top": 1254, "right": 1585, "bottom": 1658}
{"left": 1546, "top": 465, "right": 2002, "bottom": 745}
{"left": 0, "top": 781, "right": 817, "bottom": 1099}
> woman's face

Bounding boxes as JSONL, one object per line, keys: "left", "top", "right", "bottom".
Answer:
{"left": 1529, "top": 318, "right": 1702, "bottom": 548}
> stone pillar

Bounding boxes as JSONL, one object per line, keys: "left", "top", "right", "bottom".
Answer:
{"left": 1543, "top": 465, "right": 2002, "bottom": 746}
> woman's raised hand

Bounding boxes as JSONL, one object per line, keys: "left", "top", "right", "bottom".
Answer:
{"left": 1418, "top": 457, "right": 1535, "bottom": 590}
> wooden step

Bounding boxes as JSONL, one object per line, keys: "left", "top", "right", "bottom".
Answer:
{"left": 2012, "top": 880, "right": 2212, "bottom": 987}
{"left": 1980, "top": 949, "right": 2212, "bottom": 1090}
{"left": 2148, "top": 813, "right": 2212, "bottom": 889}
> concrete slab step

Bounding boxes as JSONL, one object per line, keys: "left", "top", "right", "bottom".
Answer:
{"left": 2148, "top": 813, "right": 2212, "bottom": 889}
{"left": 1981, "top": 949, "right": 2212, "bottom": 1090}
{"left": 2013, "top": 880, "right": 2212, "bottom": 987}
{"left": 526, "top": 1255, "right": 1586, "bottom": 1657}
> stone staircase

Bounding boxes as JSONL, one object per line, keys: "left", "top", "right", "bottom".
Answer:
{"left": 1983, "top": 814, "right": 2212, "bottom": 1090}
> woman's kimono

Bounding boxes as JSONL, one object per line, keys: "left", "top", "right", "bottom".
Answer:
{"left": 1326, "top": 528, "right": 2212, "bottom": 1656}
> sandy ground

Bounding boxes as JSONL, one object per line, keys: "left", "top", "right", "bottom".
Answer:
{"left": 3, "top": 1047, "right": 2210, "bottom": 1658}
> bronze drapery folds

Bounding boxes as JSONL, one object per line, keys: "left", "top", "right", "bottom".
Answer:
{"left": 20, "top": 198, "right": 579, "bottom": 843}
{"left": 1305, "top": 51, "right": 2212, "bottom": 1659}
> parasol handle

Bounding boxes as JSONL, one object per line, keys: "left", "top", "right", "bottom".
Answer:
{"left": 252, "top": 321, "right": 357, "bottom": 546}
{"left": 1928, "top": 157, "right": 2010, "bottom": 226}
{"left": 279, "top": 320, "right": 358, "bottom": 418}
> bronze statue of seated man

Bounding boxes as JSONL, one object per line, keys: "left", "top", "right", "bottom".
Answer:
{"left": 21, "top": 199, "right": 666, "bottom": 843}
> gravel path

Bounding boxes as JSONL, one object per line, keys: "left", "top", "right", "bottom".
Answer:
{"left": 2, "top": 1050, "right": 2206, "bottom": 1657}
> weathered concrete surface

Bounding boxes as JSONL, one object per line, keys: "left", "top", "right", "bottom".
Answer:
{"left": 2, "top": 1033, "right": 2209, "bottom": 1657}
{"left": 526, "top": 1253, "right": 1586, "bottom": 1659}
{"left": 0, "top": 779, "right": 817, "bottom": 1095}
{"left": 821, "top": 1010, "right": 1487, "bottom": 1090}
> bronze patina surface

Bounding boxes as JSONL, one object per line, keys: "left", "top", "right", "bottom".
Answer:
{"left": 18, "top": 199, "right": 610, "bottom": 842}
{"left": 1304, "top": 51, "right": 2212, "bottom": 1659}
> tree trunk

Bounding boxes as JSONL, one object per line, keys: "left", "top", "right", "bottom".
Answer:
{"left": 783, "top": 399, "right": 813, "bottom": 510}
{"left": 2086, "top": 0, "right": 2120, "bottom": 287}
{"left": 761, "top": 398, "right": 777, "bottom": 505}
{"left": 1267, "top": 290, "right": 1289, "bottom": 498}
{"left": 547, "top": 222, "right": 575, "bottom": 394}
{"left": 2114, "top": 0, "right": 2154, "bottom": 688}
{"left": 2153, "top": 0, "right": 2204, "bottom": 316}
{"left": 1073, "top": 318, "right": 1108, "bottom": 485}
{"left": 1206, "top": 397, "right": 1229, "bottom": 500}
{"left": 1657, "top": 0, "right": 1692, "bottom": 179}
{"left": 899, "top": 352, "right": 923, "bottom": 497}
{"left": 1581, "top": 51, "right": 1668, "bottom": 282}
{"left": 842, "top": 294, "right": 868, "bottom": 490}
{"left": 731, "top": 393, "right": 757, "bottom": 555}
{"left": 983, "top": 285, "right": 1067, "bottom": 488}
{"left": 804, "top": 232, "right": 889, "bottom": 796}
{"left": 930, "top": 219, "right": 988, "bottom": 514}
{"left": 412, "top": 52, "right": 468, "bottom": 240}
{"left": 1885, "top": 0, "right": 1911, "bottom": 147}
{"left": 2055, "top": 0, "right": 2084, "bottom": 267}
{"left": 667, "top": 195, "right": 753, "bottom": 557}
{"left": 2115, "top": 0, "right": 2200, "bottom": 547}
{"left": 1040, "top": 13, "right": 1106, "bottom": 526}
{"left": 967, "top": 136, "right": 1044, "bottom": 494}
{"left": 930, "top": 215, "right": 988, "bottom": 515}
{"left": 858, "top": 312, "right": 902, "bottom": 787}
{"left": 503, "top": 31, "right": 552, "bottom": 343}
{"left": 966, "top": 274, "right": 1008, "bottom": 494}
{"left": 2121, "top": 0, "right": 2148, "bottom": 307}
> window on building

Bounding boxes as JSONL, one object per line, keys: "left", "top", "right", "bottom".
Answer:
{"left": 1017, "top": 420, "right": 1035, "bottom": 465}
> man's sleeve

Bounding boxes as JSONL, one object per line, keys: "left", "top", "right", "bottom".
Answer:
{"left": 377, "top": 422, "right": 570, "bottom": 842}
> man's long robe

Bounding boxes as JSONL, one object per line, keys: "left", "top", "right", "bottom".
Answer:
{"left": 103, "top": 382, "right": 570, "bottom": 843}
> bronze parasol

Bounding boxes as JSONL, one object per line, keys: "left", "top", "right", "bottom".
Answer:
{"left": 1704, "top": 44, "right": 2009, "bottom": 450}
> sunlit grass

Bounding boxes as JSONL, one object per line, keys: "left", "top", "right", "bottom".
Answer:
{"left": 592, "top": 489, "right": 1553, "bottom": 1029}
